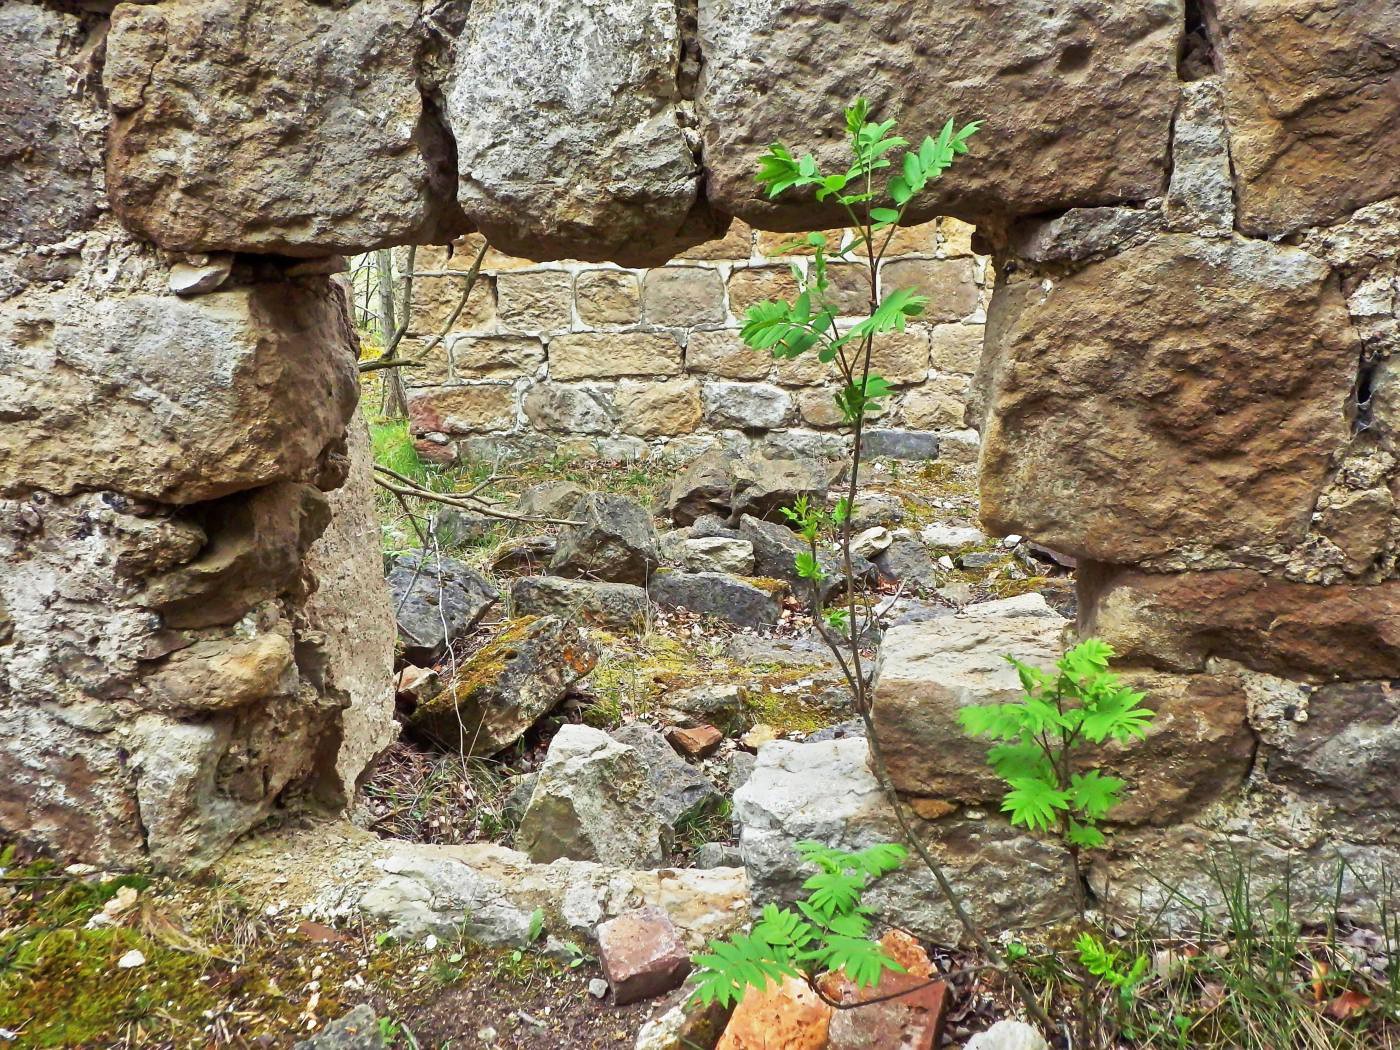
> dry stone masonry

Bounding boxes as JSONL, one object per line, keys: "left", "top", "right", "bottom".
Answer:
{"left": 1, "top": 0, "right": 1398, "bottom": 941}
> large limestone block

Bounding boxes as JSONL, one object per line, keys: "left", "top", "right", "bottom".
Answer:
{"left": 697, "top": 0, "right": 1181, "bottom": 229}
{"left": 301, "top": 415, "right": 398, "bottom": 801}
{"left": 0, "top": 4, "right": 100, "bottom": 249}
{"left": 978, "top": 235, "right": 1358, "bottom": 564}
{"left": 1080, "top": 567, "right": 1400, "bottom": 682}
{"left": 447, "top": 0, "right": 711, "bottom": 264}
{"left": 734, "top": 737, "right": 1076, "bottom": 942}
{"left": 1216, "top": 0, "right": 1400, "bottom": 236}
{"left": 104, "top": 0, "right": 462, "bottom": 256}
{"left": 0, "top": 279, "right": 359, "bottom": 504}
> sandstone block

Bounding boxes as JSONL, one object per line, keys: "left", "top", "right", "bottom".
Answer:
{"left": 902, "top": 377, "right": 970, "bottom": 430}
{"left": 755, "top": 228, "right": 848, "bottom": 257}
{"left": 643, "top": 267, "right": 726, "bottom": 326}
{"left": 522, "top": 382, "right": 615, "bottom": 435}
{"left": 938, "top": 218, "right": 977, "bottom": 259}
{"left": 681, "top": 537, "right": 756, "bottom": 575}
{"left": 449, "top": 336, "right": 545, "bottom": 381}
{"left": 883, "top": 221, "right": 940, "bottom": 257}
{"left": 686, "top": 329, "right": 770, "bottom": 380}
{"left": 597, "top": 907, "right": 692, "bottom": 1005}
{"left": 446, "top": 0, "right": 707, "bottom": 263}
{"left": 1080, "top": 567, "right": 1400, "bottom": 682}
{"left": 550, "top": 332, "right": 683, "bottom": 379}
{"left": 827, "top": 972, "right": 949, "bottom": 1050}
{"left": 105, "top": 0, "right": 459, "bottom": 256}
{"left": 406, "top": 272, "right": 496, "bottom": 340}
{"left": 678, "top": 218, "right": 757, "bottom": 261}
{"left": 698, "top": 0, "right": 1180, "bottom": 229}
{"left": 703, "top": 382, "right": 794, "bottom": 430}
{"left": 727, "top": 266, "right": 801, "bottom": 317}
{"left": 408, "top": 385, "right": 515, "bottom": 435}
{"left": 1216, "top": 0, "right": 1400, "bottom": 236}
{"left": 870, "top": 330, "right": 932, "bottom": 385}
{"left": 978, "top": 235, "right": 1359, "bottom": 564}
{"left": 616, "top": 379, "right": 703, "bottom": 437}
{"left": 497, "top": 270, "right": 574, "bottom": 333}
{"left": 773, "top": 351, "right": 834, "bottom": 387}
{"left": 880, "top": 259, "right": 979, "bottom": 322}
{"left": 797, "top": 389, "right": 844, "bottom": 428}
{"left": 576, "top": 270, "right": 641, "bottom": 326}
{"left": 928, "top": 323, "right": 985, "bottom": 375}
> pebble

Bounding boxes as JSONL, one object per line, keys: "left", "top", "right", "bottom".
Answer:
{"left": 588, "top": 977, "right": 610, "bottom": 1000}
{"left": 116, "top": 949, "right": 146, "bottom": 969}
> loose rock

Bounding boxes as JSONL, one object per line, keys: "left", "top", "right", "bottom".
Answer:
{"left": 408, "top": 616, "right": 597, "bottom": 755}
{"left": 550, "top": 493, "right": 662, "bottom": 585}
{"left": 614, "top": 724, "right": 723, "bottom": 829}
{"left": 516, "top": 724, "right": 669, "bottom": 867}
{"left": 292, "top": 1005, "right": 385, "bottom": 1050}
{"left": 648, "top": 570, "right": 786, "bottom": 629}
{"left": 666, "top": 724, "right": 724, "bottom": 759}
{"left": 597, "top": 906, "right": 692, "bottom": 1005}
{"left": 387, "top": 553, "right": 500, "bottom": 666}
{"left": 510, "top": 575, "right": 652, "bottom": 633}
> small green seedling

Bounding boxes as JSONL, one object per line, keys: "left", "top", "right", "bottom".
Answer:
{"left": 689, "top": 841, "right": 908, "bottom": 1008}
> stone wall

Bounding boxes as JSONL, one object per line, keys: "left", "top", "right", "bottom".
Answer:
{"left": 2, "top": 0, "right": 1397, "bottom": 906}
{"left": 400, "top": 220, "right": 988, "bottom": 465}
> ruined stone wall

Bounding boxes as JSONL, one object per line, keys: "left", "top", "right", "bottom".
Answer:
{"left": 2, "top": 0, "right": 1397, "bottom": 900}
{"left": 401, "top": 221, "right": 988, "bottom": 465}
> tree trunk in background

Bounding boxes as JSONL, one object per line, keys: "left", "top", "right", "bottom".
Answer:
{"left": 376, "top": 248, "right": 408, "bottom": 418}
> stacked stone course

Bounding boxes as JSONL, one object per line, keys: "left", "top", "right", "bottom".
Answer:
{"left": 400, "top": 219, "right": 989, "bottom": 464}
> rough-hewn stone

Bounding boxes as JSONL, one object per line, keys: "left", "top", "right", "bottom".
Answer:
{"left": 446, "top": 0, "right": 710, "bottom": 264}
{"left": 0, "top": 5, "right": 100, "bottom": 249}
{"left": 1216, "top": 0, "right": 1400, "bottom": 236}
{"left": 698, "top": 0, "right": 1181, "bottom": 228}
{"left": 105, "top": 0, "right": 462, "bottom": 256}
{"left": 979, "top": 235, "right": 1359, "bottom": 564}
{"left": 1, "top": 279, "right": 359, "bottom": 504}
{"left": 509, "top": 576, "right": 651, "bottom": 634}
{"left": 550, "top": 493, "right": 662, "bottom": 585}
{"left": 516, "top": 724, "right": 669, "bottom": 867}
{"left": 551, "top": 332, "right": 683, "bottom": 380}
{"left": 1080, "top": 567, "right": 1400, "bottom": 682}
{"left": 576, "top": 270, "right": 641, "bottom": 326}
{"left": 408, "top": 617, "right": 598, "bottom": 755}
{"left": 703, "top": 382, "right": 793, "bottom": 430}
{"left": 734, "top": 738, "right": 1077, "bottom": 942}
{"left": 643, "top": 268, "right": 726, "bottom": 326}
{"left": 1163, "top": 79, "right": 1234, "bottom": 236}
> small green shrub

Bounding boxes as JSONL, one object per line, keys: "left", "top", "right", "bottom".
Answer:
{"left": 689, "top": 841, "right": 908, "bottom": 1007}
{"left": 959, "top": 638, "right": 1154, "bottom": 854}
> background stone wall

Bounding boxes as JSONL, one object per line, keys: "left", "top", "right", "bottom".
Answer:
{"left": 399, "top": 219, "right": 988, "bottom": 465}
